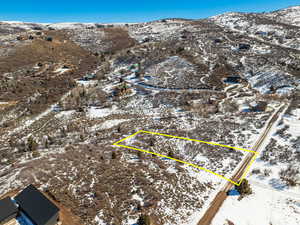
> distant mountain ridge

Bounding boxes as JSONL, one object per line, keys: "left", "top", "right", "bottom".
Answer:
{"left": 266, "top": 6, "right": 300, "bottom": 26}
{"left": 1, "top": 5, "right": 299, "bottom": 30}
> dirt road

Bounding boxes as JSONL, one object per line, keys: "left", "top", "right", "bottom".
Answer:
{"left": 198, "top": 105, "right": 284, "bottom": 225}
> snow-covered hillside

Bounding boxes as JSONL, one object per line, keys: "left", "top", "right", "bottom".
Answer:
{"left": 0, "top": 5, "right": 300, "bottom": 225}
{"left": 266, "top": 6, "right": 300, "bottom": 26}
{"left": 211, "top": 10, "right": 300, "bottom": 50}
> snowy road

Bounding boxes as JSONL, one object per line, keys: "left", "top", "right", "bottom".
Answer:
{"left": 197, "top": 104, "right": 286, "bottom": 225}
{"left": 125, "top": 76, "right": 223, "bottom": 94}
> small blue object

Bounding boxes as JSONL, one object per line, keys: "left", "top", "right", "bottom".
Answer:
{"left": 161, "top": 157, "right": 171, "bottom": 160}
{"left": 227, "top": 189, "right": 240, "bottom": 196}
{"left": 52, "top": 106, "right": 61, "bottom": 112}
{"left": 242, "top": 108, "right": 251, "bottom": 113}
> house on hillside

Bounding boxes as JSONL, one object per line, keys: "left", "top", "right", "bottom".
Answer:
{"left": 255, "top": 31, "right": 268, "bottom": 36}
{"left": 129, "top": 63, "right": 140, "bottom": 72}
{"left": 213, "top": 38, "right": 223, "bottom": 44}
{"left": 223, "top": 75, "right": 242, "bottom": 84}
{"left": 0, "top": 197, "right": 18, "bottom": 225}
{"left": 85, "top": 74, "right": 96, "bottom": 80}
{"left": 80, "top": 73, "right": 96, "bottom": 81}
{"left": 252, "top": 101, "right": 267, "bottom": 112}
{"left": 238, "top": 43, "right": 251, "bottom": 50}
{"left": 15, "top": 184, "right": 60, "bottom": 225}
{"left": 241, "top": 101, "right": 268, "bottom": 113}
{"left": 51, "top": 105, "right": 61, "bottom": 112}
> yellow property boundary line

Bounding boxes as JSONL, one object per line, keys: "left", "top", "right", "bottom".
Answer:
{"left": 113, "top": 130, "right": 258, "bottom": 186}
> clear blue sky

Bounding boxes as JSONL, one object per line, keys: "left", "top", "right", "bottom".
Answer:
{"left": 1, "top": 0, "right": 299, "bottom": 23}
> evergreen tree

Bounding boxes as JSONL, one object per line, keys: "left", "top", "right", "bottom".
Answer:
{"left": 44, "top": 138, "right": 49, "bottom": 148}
{"left": 27, "top": 136, "right": 38, "bottom": 152}
{"left": 168, "top": 150, "right": 174, "bottom": 158}
{"left": 47, "top": 135, "right": 54, "bottom": 145}
{"left": 112, "top": 151, "right": 117, "bottom": 159}
{"left": 236, "top": 179, "right": 252, "bottom": 195}
{"left": 137, "top": 214, "right": 151, "bottom": 225}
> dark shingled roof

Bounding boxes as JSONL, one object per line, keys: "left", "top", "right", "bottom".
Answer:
{"left": 15, "top": 184, "right": 59, "bottom": 225}
{"left": 0, "top": 197, "right": 18, "bottom": 222}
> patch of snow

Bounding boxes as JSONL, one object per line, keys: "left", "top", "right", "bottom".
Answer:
{"left": 47, "top": 22, "right": 96, "bottom": 30}
{"left": 54, "top": 110, "right": 75, "bottom": 119}
{"left": 87, "top": 105, "right": 119, "bottom": 119}
{"left": 244, "top": 71, "right": 296, "bottom": 95}
{"left": 132, "top": 193, "right": 143, "bottom": 202}
{"left": 213, "top": 185, "right": 300, "bottom": 225}
{"left": 166, "top": 166, "right": 177, "bottom": 174}
{"left": 94, "top": 119, "right": 128, "bottom": 131}
{"left": 0, "top": 102, "right": 10, "bottom": 105}
{"left": 76, "top": 80, "right": 98, "bottom": 86}
{"left": 94, "top": 211, "right": 106, "bottom": 225}
{"left": 53, "top": 67, "right": 70, "bottom": 74}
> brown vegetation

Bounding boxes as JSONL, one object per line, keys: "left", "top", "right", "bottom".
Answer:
{"left": 0, "top": 30, "right": 98, "bottom": 115}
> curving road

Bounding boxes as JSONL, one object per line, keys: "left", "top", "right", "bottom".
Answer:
{"left": 124, "top": 74, "right": 223, "bottom": 94}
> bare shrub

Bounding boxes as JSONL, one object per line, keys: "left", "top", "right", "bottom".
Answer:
{"left": 27, "top": 136, "right": 38, "bottom": 152}
{"left": 263, "top": 169, "right": 272, "bottom": 177}
{"left": 279, "top": 166, "right": 300, "bottom": 186}
{"left": 251, "top": 168, "right": 261, "bottom": 175}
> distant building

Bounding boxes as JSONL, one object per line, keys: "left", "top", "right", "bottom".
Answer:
{"left": 255, "top": 31, "right": 268, "bottom": 36}
{"left": 241, "top": 101, "right": 267, "bottom": 113}
{"left": 238, "top": 43, "right": 251, "bottom": 50}
{"left": 241, "top": 108, "right": 252, "bottom": 113}
{"left": 46, "top": 37, "right": 53, "bottom": 42}
{"left": 252, "top": 101, "right": 267, "bottom": 112}
{"left": 0, "top": 197, "right": 18, "bottom": 225}
{"left": 15, "top": 184, "right": 59, "bottom": 225}
{"left": 142, "top": 37, "right": 150, "bottom": 43}
{"left": 213, "top": 38, "right": 223, "bottom": 44}
{"left": 85, "top": 74, "right": 96, "bottom": 80}
{"left": 80, "top": 73, "right": 96, "bottom": 81}
{"left": 52, "top": 105, "right": 61, "bottom": 112}
{"left": 223, "top": 75, "right": 242, "bottom": 84}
